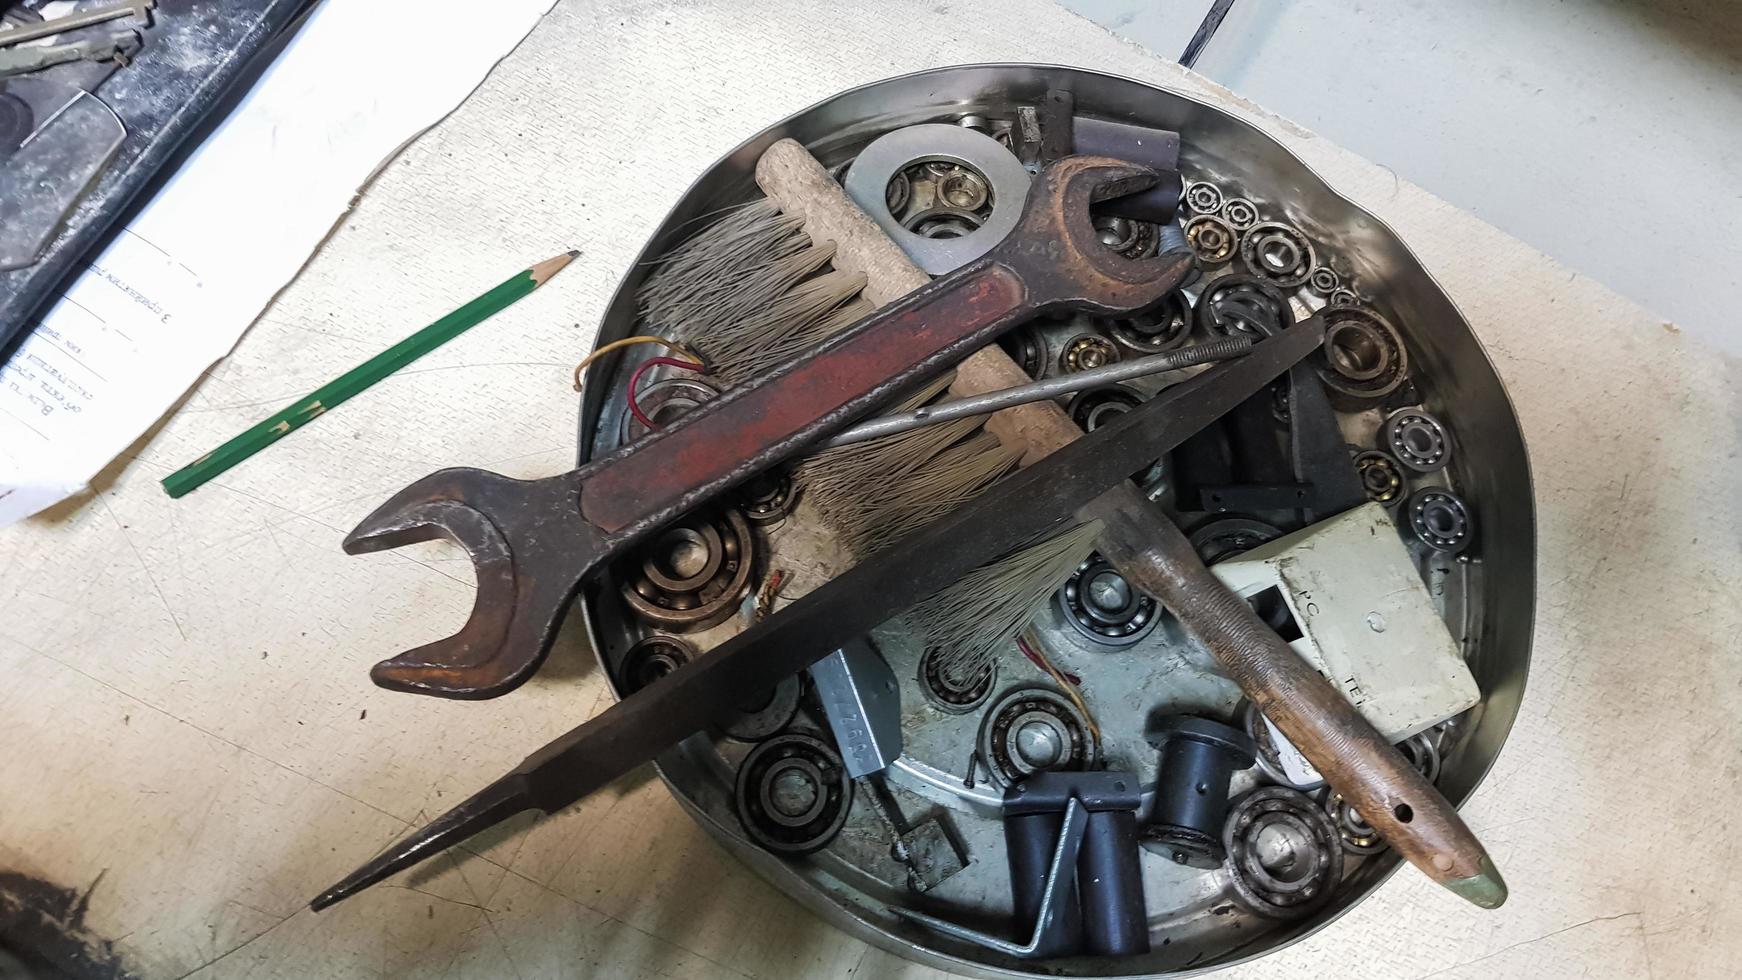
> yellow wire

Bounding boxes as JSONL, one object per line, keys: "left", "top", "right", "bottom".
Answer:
{"left": 1022, "top": 631, "right": 1103, "bottom": 752}
{"left": 572, "top": 336, "right": 699, "bottom": 391}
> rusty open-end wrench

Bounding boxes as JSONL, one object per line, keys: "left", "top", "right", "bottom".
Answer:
{"left": 343, "top": 156, "right": 1193, "bottom": 699}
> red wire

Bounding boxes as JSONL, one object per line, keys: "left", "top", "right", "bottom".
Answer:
{"left": 1016, "top": 634, "right": 1081, "bottom": 687}
{"left": 627, "top": 355, "right": 707, "bottom": 431}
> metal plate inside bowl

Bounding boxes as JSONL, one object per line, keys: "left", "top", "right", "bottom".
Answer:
{"left": 574, "top": 65, "right": 1534, "bottom": 978}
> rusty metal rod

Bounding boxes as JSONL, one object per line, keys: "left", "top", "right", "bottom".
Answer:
{"left": 819, "top": 336, "right": 1251, "bottom": 448}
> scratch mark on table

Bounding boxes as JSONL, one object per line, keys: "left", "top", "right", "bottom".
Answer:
{"left": 100, "top": 496, "right": 186, "bottom": 642}
{"left": 166, "top": 906, "right": 300, "bottom": 980}
{"left": 1409, "top": 911, "right": 1643, "bottom": 980}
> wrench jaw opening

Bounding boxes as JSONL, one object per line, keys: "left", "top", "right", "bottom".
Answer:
{"left": 344, "top": 468, "right": 605, "bottom": 700}
{"left": 997, "top": 157, "right": 1194, "bottom": 320}
{"left": 341, "top": 467, "right": 507, "bottom": 556}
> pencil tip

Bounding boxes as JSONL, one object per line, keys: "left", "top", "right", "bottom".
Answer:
{"left": 566, "top": 249, "right": 580, "bottom": 257}
{"left": 530, "top": 251, "right": 578, "bottom": 286}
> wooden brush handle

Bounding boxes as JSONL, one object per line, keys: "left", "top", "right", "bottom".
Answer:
{"left": 753, "top": 137, "right": 1505, "bottom": 907}
{"left": 755, "top": 140, "right": 1074, "bottom": 462}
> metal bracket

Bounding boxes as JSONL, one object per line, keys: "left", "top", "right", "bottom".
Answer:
{"left": 891, "top": 798, "right": 1088, "bottom": 958}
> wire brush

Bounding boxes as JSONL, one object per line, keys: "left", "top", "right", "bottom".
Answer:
{"left": 629, "top": 200, "right": 1021, "bottom": 566}
{"left": 624, "top": 180, "right": 1094, "bottom": 680}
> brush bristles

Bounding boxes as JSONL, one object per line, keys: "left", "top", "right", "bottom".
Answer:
{"left": 695, "top": 269, "right": 870, "bottom": 382}
{"left": 638, "top": 200, "right": 808, "bottom": 326}
{"left": 745, "top": 295, "right": 875, "bottom": 375}
{"left": 636, "top": 201, "right": 868, "bottom": 383}
{"left": 904, "top": 521, "right": 1106, "bottom": 682}
{"left": 838, "top": 432, "right": 1021, "bottom": 556}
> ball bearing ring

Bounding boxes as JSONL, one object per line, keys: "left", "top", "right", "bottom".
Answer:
{"left": 1317, "top": 306, "right": 1409, "bottom": 404}
{"left": 1056, "top": 553, "right": 1160, "bottom": 646}
{"left": 1406, "top": 488, "right": 1474, "bottom": 554}
{"left": 618, "top": 634, "right": 694, "bottom": 694}
{"left": 734, "top": 732, "right": 853, "bottom": 855}
{"left": 1184, "top": 213, "right": 1237, "bottom": 264}
{"left": 1223, "top": 787, "right": 1345, "bottom": 919}
{"left": 977, "top": 686, "right": 1097, "bottom": 787}
{"left": 1239, "top": 221, "right": 1316, "bottom": 289}
{"left": 618, "top": 507, "right": 757, "bottom": 632}
{"left": 1383, "top": 408, "right": 1452, "bottom": 472}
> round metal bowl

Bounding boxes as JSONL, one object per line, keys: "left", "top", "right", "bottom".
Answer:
{"left": 575, "top": 65, "right": 1534, "bottom": 977}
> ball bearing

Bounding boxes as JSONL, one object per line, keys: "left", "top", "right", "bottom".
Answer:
{"left": 620, "top": 376, "right": 718, "bottom": 446}
{"left": 1308, "top": 266, "right": 1340, "bottom": 295}
{"left": 1353, "top": 450, "right": 1406, "bottom": 505}
{"left": 1317, "top": 306, "right": 1409, "bottom": 404}
{"left": 1196, "top": 274, "right": 1295, "bottom": 338}
{"left": 1406, "top": 488, "right": 1474, "bottom": 554}
{"left": 977, "top": 685, "right": 1097, "bottom": 787}
{"left": 1221, "top": 196, "right": 1259, "bottom": 232}
{"left": 618, "top": 507, "right": 757, "bottom": 632}
{"left": 1105, "top": 290, "right": 1192, "bottom": 354}
{"left": 1066, "top": 385, "right": 1144, "bottom": 432}
{"left": 1059, "top": 333, "right": 1120, "bottom": 373}
{"left": 999, "top": 324, "right": 1046, "bottom": 378}
{"left": 618, "top": 634, "right": 694, "bottom": 694}
{"left": 1383, "top": 408, "right": 1452, "bottom": 472}
{"left": 737, "top": 469, "right": 797, "bottom": 525}
{"left": 1189, "top": 517, "right": 1282, "bottom": 566}
{"left": 1184, "top": 214, "right": 1237, "bottom": 264}
{"left": 1223, "top": 787, "right": 1345, "bottom": 918}
{"left": 734, "top": 732, "right": 853, "bottom": 854}
{"left": 1056, "top": 553, "right": 1159, "bottom": 646}
{"left": 721, "top": 673, "right": 803, "bottom": 742}
{"left": 919, "top": 647, "right": 997, "bottom": 714}
{"left": 1239, "top": 221, "right": 1316, "bottom": 289}
{"left": 1184, "top": 180, "right": 1224, "bottom": 214}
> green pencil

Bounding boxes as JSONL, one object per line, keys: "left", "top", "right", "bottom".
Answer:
{"left": 162, "top": 250, "right": 578, "bottom": 499}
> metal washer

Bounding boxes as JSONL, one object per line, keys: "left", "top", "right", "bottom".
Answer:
{"left": 843, "top": 124, "right": 1031, "bottom": 275}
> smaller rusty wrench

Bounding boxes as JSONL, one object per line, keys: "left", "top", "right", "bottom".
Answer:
{"left": 342, "top": 156, "right": 1194, "bottom": 700}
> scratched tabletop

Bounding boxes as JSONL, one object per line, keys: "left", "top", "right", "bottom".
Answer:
{"left": 2, "top": 2, "right": 1737, "bottom": 978}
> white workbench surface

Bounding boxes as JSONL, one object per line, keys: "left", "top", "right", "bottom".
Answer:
{"left": 3, "top": 2, "right": 1737, "bottom": 977}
